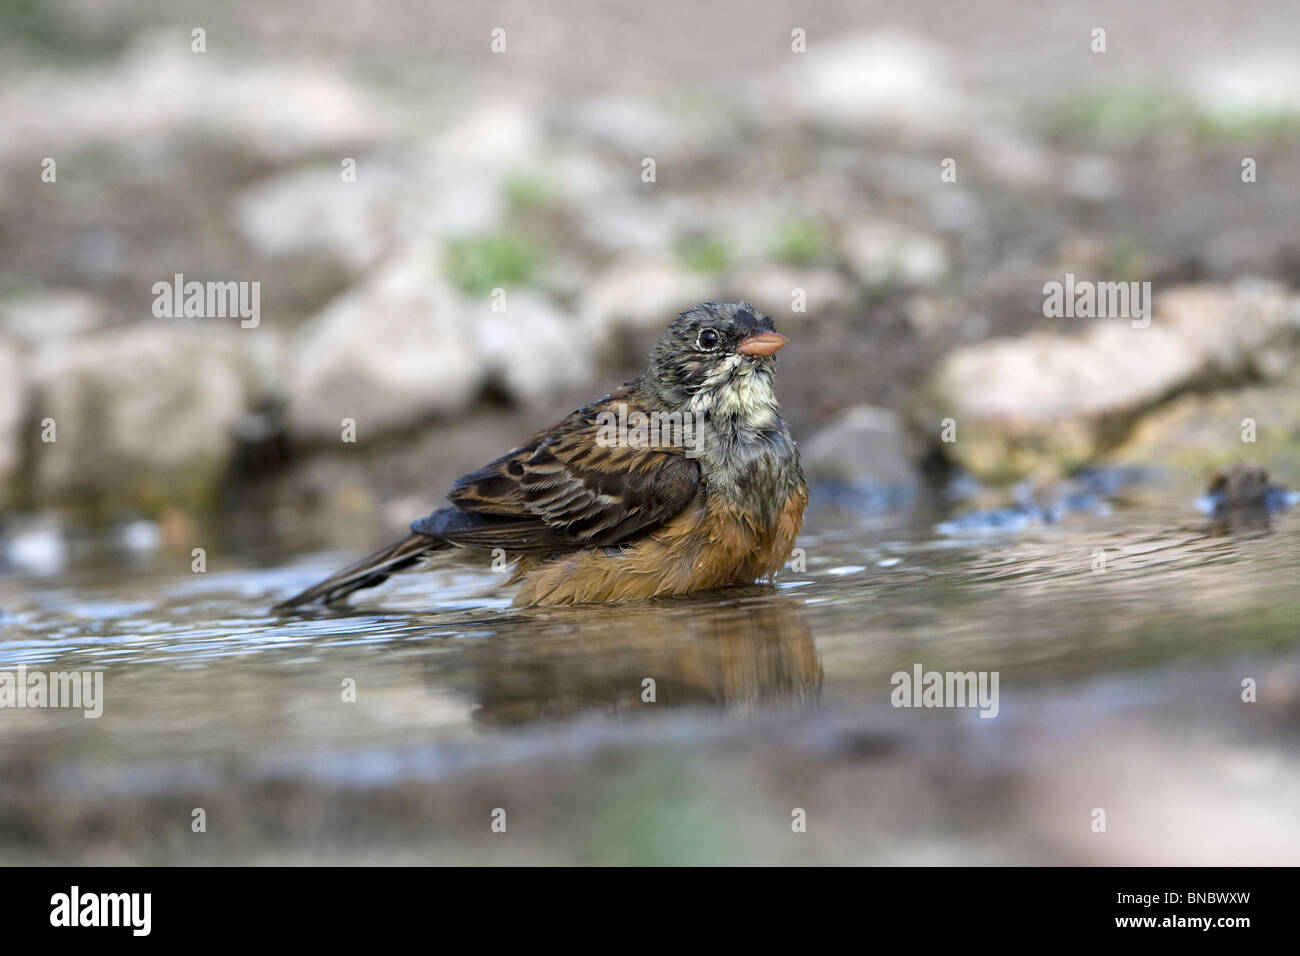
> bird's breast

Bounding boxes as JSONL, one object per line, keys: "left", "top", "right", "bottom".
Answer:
{"left": 511, "top": 479, "right": 807, "bottom": 606}
{"left": 698, "top": 421, "right": 804, "bottom": 524}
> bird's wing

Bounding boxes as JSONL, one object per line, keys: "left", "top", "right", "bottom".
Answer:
{"left": 413, "top": 384, "right": 702, "bottom": 553}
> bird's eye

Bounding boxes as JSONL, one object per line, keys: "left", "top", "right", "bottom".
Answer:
{"left": 696, "top": 328, "right": 720, "bottom": 350}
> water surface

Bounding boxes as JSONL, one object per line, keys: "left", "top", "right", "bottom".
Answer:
{"left": 1, "top": 498, "right": 1297, "bottom": 864}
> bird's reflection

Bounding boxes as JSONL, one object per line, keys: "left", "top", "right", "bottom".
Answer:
{"left": 429, "top": 595, "right": 821, "bottom": 726}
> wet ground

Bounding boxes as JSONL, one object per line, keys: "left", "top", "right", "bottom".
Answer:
{"left": 1, "top": 485, "right": 1297, "bottom": 865}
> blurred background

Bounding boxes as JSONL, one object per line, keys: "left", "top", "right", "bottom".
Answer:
{"left": 3, "top": 0, "right": 1300, "bottom": 552}
{"left": 0, "top": 1, "right": 1298, "bottom": 865}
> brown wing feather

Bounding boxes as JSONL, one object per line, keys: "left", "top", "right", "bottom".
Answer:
{"left": 427, "top": 381, "right": 702, "bottom": 552}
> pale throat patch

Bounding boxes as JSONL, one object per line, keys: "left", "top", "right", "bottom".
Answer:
{"left": 689, "top": 356, "right": 779, "bottom": 430}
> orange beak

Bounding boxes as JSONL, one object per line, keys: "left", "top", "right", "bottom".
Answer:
{"left": 736, "top": 329, "right": 788, "bottom": 356}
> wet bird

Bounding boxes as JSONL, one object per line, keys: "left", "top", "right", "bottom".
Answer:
{"left": 1199, "top": 461, "right": 1298, "bottom": 532}
{"left": 274, "top": 303, "right": 807, "bottom": 609}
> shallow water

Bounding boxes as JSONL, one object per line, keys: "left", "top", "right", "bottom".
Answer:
{"left": 1, "top": 496, "right": 1298, "bottom": 864}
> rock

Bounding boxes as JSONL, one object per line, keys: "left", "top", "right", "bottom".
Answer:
{"left": 0, "top": 30, "right": 391, "bottom": 169}
{"left": 1156, "top": 280, "right": 1299, "bottom": 380}
{"left": 925, "top": 187, "right": 983, "bottom": 233}
{"left": 1186, "top": 56, "right": 1300, "bottom": 121}
{"left": 236, "top": 164, "right": 405, "bottom": 270}
{"left": 726, "top": 267, "right": 854, "bottom": 322}
{"left": 547, "top": 149, "right": 624, "bottom": 207}
{"left": 560, "top": 98, "right": 692, "bottom": 159}
{"left": 285, "top": 243, "right": 485, "bottom": 442}
{"left": 913, "top": 282, "right": 1300, "bottom": 482}
{"left": 0, "top": 290, "right": 105, "bottom": 346}
{"left": 777, "top": 30, "right": 966, "bottom": 139}
{"left": 580, "top": 257, "right": 710, "bottom": 356}
{"left": 117, "top": 518, "right": 163, "bottom": 555}
{"left": 577, "top": 197, "right": 676, "bottom": 253}
{"left": 428, "top": 101, "right": 542, "bottom": 175}
{"left": 28, "top": 323, "right": 251, "bottom": 516}
{"left": 972, "top": 128, "right": 1055, "bottom": 189}
{"left": 236, "top": 151, "right": 509, "bottom": 271}
{"left": 1203, "top": 228, "right": 1286, "bottom": 279}
{"left": 0, "top": 339, "right": 23, "bottom": 499}
{"left": 801, "top": 406, "right": 920, "bottom": 509}
{"left": 471, "top": 293, "right": 595, "bottom": 403}
{"left": 842, "top": 221, "right": 948, "bottom": 288}
{"left": 1107, "top": 369, "right": 1300, "bottom": 486}
{"left": 914, "top": 324, "right": 1196, "bottom": 482}
{"left": 908, "top": 294, "right": 978, "bottom": 339}
{"left": 1063, "top": 154, "right": 1121, "bottom": 202}
{"left": 1, "top": 518, "right": 67, "bottom": 577}
{"left": 417, "top": 169, "right": 509, "bottom": 240}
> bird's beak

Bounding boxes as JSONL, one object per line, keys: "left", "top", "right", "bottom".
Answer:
{"left": 736, "top": 330, "right": 788, "bottom": 356}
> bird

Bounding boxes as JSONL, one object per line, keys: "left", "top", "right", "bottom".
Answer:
{"left": 1199, "top": 461, "right": 1298, "bottom": 533}
{"left": 273, "top": 302, "right": 808, "bottom": 609}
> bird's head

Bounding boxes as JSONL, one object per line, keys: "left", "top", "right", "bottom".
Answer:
{"left": 645, "top": 302, "right": 787, "bottom": 421}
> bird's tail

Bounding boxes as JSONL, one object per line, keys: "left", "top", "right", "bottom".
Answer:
{"left": 273, "top": 532, "right": 444, "bottom": 611}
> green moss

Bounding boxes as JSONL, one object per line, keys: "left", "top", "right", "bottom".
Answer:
{"left": 501, "top": 171, "right": 552, "bottom": 213}
{"left": 1042, "top": 86, "right": 1300, "bottom": 144}
{"left": 1192, "top": 107, "right": 1300, "bottom": 139}
{"left": 674, "top": 235, "right": 731, "bottom": 275}
{"left": 767, "top": 219, "right": 829, "bottom": 267}
{"left": 0, "top": 273, "right": 39, "bottom": 299}
{"left": 1106, "top": 236, "right": 1148, "bottom": 282}
{"left": 0, "top": 0, "right": 130, "bottom": 60}
{"left": 443, "top": 233, "right": 541, "bottom": 297}
{"left": 1045, "top": 88, "right": 1192, "bottom": 142}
